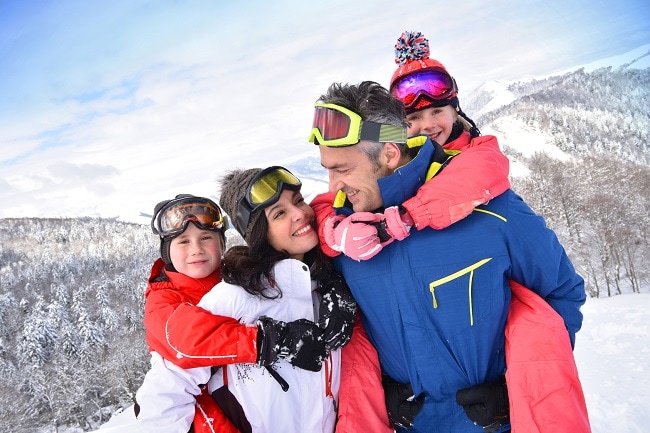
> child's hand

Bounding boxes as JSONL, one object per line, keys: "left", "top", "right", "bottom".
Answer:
{"left": 382, "top": 206, "right": 414, "bottom": 241}
{"left": 323, "top": 213, "right": 393, "bottom": 261}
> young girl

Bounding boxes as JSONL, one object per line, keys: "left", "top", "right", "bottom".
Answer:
{"left": 313, "top": 30, "right": 511, "bottom": 260}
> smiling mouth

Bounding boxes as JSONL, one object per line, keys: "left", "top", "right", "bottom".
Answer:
{"left": 293, "top": 224, "right": 313, "bottom": 236}
{"left": 345, "top": 189, "right": 359, "bottom": 200}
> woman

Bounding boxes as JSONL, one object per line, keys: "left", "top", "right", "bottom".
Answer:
{"left": 137, "top": 167, "right": 390, "bottom": 433}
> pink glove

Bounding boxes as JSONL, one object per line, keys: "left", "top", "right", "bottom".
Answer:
{"left": 323, "top": 213, "right": 394, "bottom": 261}
{"left": 383, "top": 206, "right": 414, "bottom": 241}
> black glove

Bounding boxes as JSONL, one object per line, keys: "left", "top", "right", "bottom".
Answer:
{"left": 455, "top": 376, "right": 510, "bottom": 432}
{"left": 318, "top": 274, "right": 357, "bottom": 351}
{"left": 382, "top": 374, "right": 424, "bottom": 429}
{"left": 256, "top": 316, "right": 328, "bottom": 372}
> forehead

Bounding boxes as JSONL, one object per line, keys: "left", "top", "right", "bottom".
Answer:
{"left": 319, "top": 145, "right": 368, "bottom": 170}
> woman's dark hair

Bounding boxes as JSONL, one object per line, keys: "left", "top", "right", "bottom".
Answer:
{"left": 221, "top": 210, "right": 335, "bottom": 299}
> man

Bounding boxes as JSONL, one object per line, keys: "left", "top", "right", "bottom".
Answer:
{"left": 308, "top": 81, "right": 587, "bottom": 432}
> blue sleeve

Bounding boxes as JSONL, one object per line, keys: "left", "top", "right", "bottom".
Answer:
{"left": 504, "top": 191, "right": 586, "bottom": 348}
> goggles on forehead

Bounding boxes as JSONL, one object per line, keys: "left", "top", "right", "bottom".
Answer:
{"left": 390, "top": 69, "right": 458, "bottom": 110}
{"left": 308, "top": 103, "right": 407, "bottom": 147}
{"left": 152, "top": 195, "right": 225, "bottom": 239}
{"left": 235, "top": 166, "right": 302, "bottom": 235}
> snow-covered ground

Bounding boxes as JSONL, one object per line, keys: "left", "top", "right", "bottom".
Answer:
{"left": 90, "top": 292, "right": 650, "bottom": 432}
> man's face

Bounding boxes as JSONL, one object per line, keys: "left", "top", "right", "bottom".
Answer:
{"left": 319, "top": 142, "right": 392, "bottom": 212}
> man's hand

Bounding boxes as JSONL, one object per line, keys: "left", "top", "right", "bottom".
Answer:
{"left": 323, "top": 213, "right": 393, "bottom": 261}
{"left": 456, "top": 376, "right": 510, "bottom": 432}
{"left": 382, "top": 374, "right": 424, "bottom": 429}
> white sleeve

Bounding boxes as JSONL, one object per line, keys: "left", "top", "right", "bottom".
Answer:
{"left": 135, "top": 352, "right": 212, "bottom": 433}
{"left": 199, "top": 282, "right": 257, "bottom": 324}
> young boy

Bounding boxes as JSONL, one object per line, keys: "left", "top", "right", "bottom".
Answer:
{"left": 135, "top": 194, "right": 331, "bottom": 433}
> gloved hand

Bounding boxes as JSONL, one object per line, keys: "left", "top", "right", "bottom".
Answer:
{"left": 256, "top": 317, "right": 328, "bottom": 372}
{"left": 455, "top": 376, "right": 510, "bottom": 432}
{"left": 323, "top": 213, "right": 393, "bottom": 261}
{"left": 382, "top": 374, "right": 424, "bottom": 429}
{"left": 318, "top": 274, "right": 357, "bottom": 351}
{"left": 382, "top": 206, "right": 414, "bottom": 241}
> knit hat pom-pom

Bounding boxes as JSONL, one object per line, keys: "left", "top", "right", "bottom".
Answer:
{"left": 394, "top": 31, "right": 430, "bottom": 66}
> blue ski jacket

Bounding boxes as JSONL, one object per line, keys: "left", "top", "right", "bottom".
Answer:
{"left": 331, "top": 138, "right": 586, "bottom": 432}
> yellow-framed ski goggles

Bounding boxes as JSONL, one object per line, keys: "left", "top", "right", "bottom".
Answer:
{"left": 308, "top": 103, "right": 407, "bottom": 147}
{"left": 235, "top": 166, "right": 302, "bottom": 235}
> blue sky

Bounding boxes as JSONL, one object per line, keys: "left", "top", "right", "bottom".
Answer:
{"left": 1, "top": 0, "right": 649, "bottom": 222}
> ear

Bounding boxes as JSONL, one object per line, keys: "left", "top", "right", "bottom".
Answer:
{"left": 382, "top": 142, "right": 403, "bottom": 170}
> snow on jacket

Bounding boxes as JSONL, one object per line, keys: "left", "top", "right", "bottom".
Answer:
{"left": 312, "top": 132, "right": 510, "bottom": 257}
{"left": 143, "top": 258, "right": 257, "bottom": 367}
{"left": 138, "top": 259, "right": 341, "bottom": 433}
{"left": 329, "top": 138, "right": 586, "bottom": 433}
{"left": 506, "top": 281, "right": 591, "bottom": 433}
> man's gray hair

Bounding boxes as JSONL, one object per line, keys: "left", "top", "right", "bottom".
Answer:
{"left": 317, "top": 81, "right": 409, "bottom": 166}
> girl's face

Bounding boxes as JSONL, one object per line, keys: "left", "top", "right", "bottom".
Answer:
{"left": 265, "top": 188, "right": 318, "bottom": 261}
{"left": 406, "top": 105, "right": 457, "bottom": 145}
{"left": 169, "top": 223, "right": 223, "bottom": 279}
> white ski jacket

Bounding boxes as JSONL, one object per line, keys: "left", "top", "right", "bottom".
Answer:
{"left": 136, "top": 258, "right": 340, "bottom": 433}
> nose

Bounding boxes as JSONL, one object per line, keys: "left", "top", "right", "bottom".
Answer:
{"left": 189, "top": 240, "right": 203, "bottom": 254}
{"left": 420, "top": 115, "right": 437, "bottom": 132}
{"left": 290, "top": 203, "right": 310, "bottom": 220}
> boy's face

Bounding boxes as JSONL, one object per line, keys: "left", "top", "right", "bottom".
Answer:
{"left": 169, "top": 223, "right": 223, "bottom": 279}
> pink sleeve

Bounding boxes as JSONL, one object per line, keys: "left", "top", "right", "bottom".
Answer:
{"left": 403, "top": 135, "right": 510, "bottom": 230}
{"left": 505, "top": 281, "right": 592, "bottom": 432}
{"left": 310, "top": 191, "right": 341, "bottom": 258}
{"left": 337, "top": 318, "right": 393, "bottom": 433}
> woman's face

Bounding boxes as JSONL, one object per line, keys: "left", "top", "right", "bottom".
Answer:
{"left": 265, "top": 188, "right": 318, "bottom": 261}
{"left": 406, "top": 105, "right": 457, "bottom": 145}
{"left": 169, "top": 223, "right": 223, "bottom": 279}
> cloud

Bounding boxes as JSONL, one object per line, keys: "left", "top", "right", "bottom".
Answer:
{"left": 0, "top": 0, "right": 648, "bottom": 222}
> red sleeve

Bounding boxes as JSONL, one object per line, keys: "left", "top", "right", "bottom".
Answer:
{"left": 403, "top": 135, "right": 510, "bottom": 230}
{"left": 144, "top": 262, "right": 258, "bottom": 369}
{"left": 310, "top": 191, "right": 341, "bottom": 258}
{"left": 193, "top": 386, "right": 241, "bottom": 433}
{"left": 337, "top": 317, "right": 393, "bottom": 433}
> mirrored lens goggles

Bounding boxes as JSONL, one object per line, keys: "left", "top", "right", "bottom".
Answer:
{"left": 154, "top": 197, "right": 224, "bottom": 239}
{"left": 308, "top": 103, "right": 407, "bottom": 147}
{"left": 390, "top": 70, "right": 458, "bottom": 109}
{"left": 235, "top": 166, "right": 302, "bottom": 235}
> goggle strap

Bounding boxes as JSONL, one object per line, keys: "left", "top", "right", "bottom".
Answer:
{"left": 359, "top": 121, "right": 407, "bottom": 144}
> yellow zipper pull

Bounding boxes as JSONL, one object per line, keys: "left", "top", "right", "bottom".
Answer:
{"left": 429, "top": 284, "right": 438, "bottom": 309}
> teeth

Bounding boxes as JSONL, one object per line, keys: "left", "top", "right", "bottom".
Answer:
{"left": 293, "top": 225, "right": 312, "bottom": 236}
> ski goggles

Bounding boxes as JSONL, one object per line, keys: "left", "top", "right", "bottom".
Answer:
{"left": 152, "top": 195, "right": 225, "bottom": 239}
{"left": 308, "top": 103, "right": 407, "bottom": 147}
{"left": 390, "top": 69, "right": 458, "bottom": 109}
{"left": 235, "top": 166, "right": 302, "bottom": 235}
